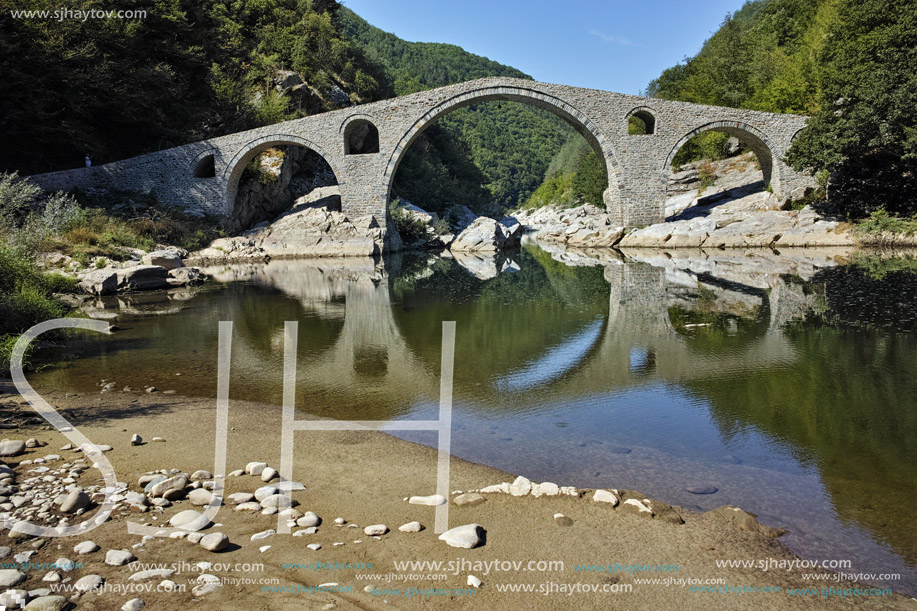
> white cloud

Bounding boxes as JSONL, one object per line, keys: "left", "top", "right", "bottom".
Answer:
{"left": 588, "top": 29, "right": 638, "bottom": 46}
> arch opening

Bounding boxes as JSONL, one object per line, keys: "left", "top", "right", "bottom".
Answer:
{"left": 344, "top": 119, "right": 379, "bottom": 155}
{"left": 664, "top": 122, "right": 777, "bottom": 218}
{"left": 194, "top": 153, "right": 216, "bottom": 178}
{"left": 627, "top": 108, "right": 656, "bottom": 135}
{"left": 383, "top": 87, "right": 623, "bottom": 222}
{"left": 224, "top": 138, "right": 339, "bottom": 234}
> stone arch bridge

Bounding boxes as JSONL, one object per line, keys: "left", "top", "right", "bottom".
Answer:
{"left": 28, "top": 77, "right": 813, "bottom": 236}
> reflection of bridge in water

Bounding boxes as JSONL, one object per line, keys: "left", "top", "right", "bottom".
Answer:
{"left": 203, "top": 246, "right": 834, "bottom": 405}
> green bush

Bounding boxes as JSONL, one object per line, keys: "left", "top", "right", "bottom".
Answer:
{"left": 0, "top": 245, "right": 69, "bottom": 370}
{"left": 389, "top": 201, "right": 430, "bottom": 244}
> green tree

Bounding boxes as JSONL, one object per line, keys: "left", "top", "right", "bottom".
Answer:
{"left": 787, "top": 0, "right": 917, "bottom": 216}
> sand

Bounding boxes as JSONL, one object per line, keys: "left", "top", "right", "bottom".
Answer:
{"left": 0, "top": 385, "right": 913, "bottom": 610}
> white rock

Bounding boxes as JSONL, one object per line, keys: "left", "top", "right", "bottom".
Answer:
{"left": 74, "top": 574, "right": 104, "bottom": 592}
{"left": 509, "top": 476, "right": 532, "bottom": 497}
{"left": 190, "top": 470, "right": 212, "bottom": 481}
{"left": 408, "top": 494, "right": 446, "bottom": 506}
{"left": 168, "top": 509, "right": 205, "bottom": 528}
{"left": 227, "top": 492, "right": 254, "bottom": 505}
{"left": 200, "top": 532, "right": 229, "bottom": 552}
{"left": 260, "top": 467, "right": 278, "bottom": 482}
{"left": 129, "top": 569, "right": 174, "bottom": 581}
{"left": 467, "top": 575, "right": 482, "bottom": 588}
{"left": 250, "top": 529, "right": 275, "bottom": 541}
{"left": 105, "top": 549, "right": 136, "bottom": 566}
{"left": 122, "top": 598, "right": 145, "bottom": 611}
{"left": 259, "top": 545, "right": 271, "bottom": 553}
{"left": 73, "top": 540, "right": 99, "bottom": 554}
{"left": 593, "top": 489, "right": 619, "bottom": 506}
{"left": 398, "top": 521, "right": 423, "bottom": 533}
{"left": 363, "top": 524, "right": 388, "bottom": 536}
{"left": 438, "top": 524, "right": 486, "bottom": 549}
{"left": 130, "top": 434, "right": 142, "bottom": 446}
{"left": 531, "top": 482, "right": 560, "bottom": 497}
{"left": 0, "top": 569, "right": 26, "bottom": 587}
{"left": 296, "top": 512, "right": 321, "bottom": 528}
{"left": 245, "top": 462, "right": 267, "bottom": 476}
{"left": 307, "top": 543, "right": 322, "bottom": 551}
{"left": 254, "top": 486, "right": 279, "bottom": 502}
{"left": 187, "top": 489, "right": 213, "bottom": 506}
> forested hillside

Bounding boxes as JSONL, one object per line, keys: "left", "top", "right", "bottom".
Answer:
{"left": 647, "top": 0, "right": 917, "bottom": 216}
{"left": 0, "top": 0, "right": 586, "bottom": 218}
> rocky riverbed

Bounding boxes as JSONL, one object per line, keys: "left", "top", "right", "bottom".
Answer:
{"left": 0, "top": 387, "right": 912, "bottom": 610}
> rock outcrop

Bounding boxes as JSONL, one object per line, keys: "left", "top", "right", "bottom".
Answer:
{"left": 450, "top": 217, "right": 522, "bottom": 252}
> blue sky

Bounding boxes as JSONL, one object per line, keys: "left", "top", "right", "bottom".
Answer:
{"left": 341, "top": 0, "right": 748, "bottom": 95}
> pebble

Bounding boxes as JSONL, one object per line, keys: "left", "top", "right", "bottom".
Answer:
{"left": 190, "top": 470, "right": 212, "bottom": 481}
{"left": 334, "top": 517, "right": 346, "bottom": 525}
{"left": 42, "top": 572, "right": 61, "bottom": 582}
{"left": 260, "top": 467, "right": 278, "bottom": 482}
{"left": 254, "top": 486, "right": 279, "bottom": 502}
{"left": 200, "top": 532, "right": 229, "bottom": 552}
{"left": 130, "top": 434, "right": 142, "bottom": 446}
{"left": 227, "top": 492, "right": 254, "bottom": 505}
{"left": 129, "top": 569, "right": 175, "bottom": 581}
{"left": 408, "top": 494, "right": 446, "bottom": 506}
{"left": 307, "top": 543, "right": 322, "bottom": 551}
{"left": 234, "top": 502, "right": 261, "bottom": 511}
{"left": 245, "top": 462, "right": 267, "bottom": 476}
{"left": 0, "top": 590, "right": 30, "bottom": 609}
{"left": 122, "top": 599, "right": 145, "bottom": 611}
{"left": 74, "top": 574, "right": 104, "bottom": 592}
{"left": 260, "top": 494, "right": 296, "bottom": 509}
{"left": 168, "top": 510, "right": 206, "bottom": 528}
{"left": 187, "top": 533, "right": 204, "bottom": 544}
{"left": 22, "top": 596, "right": 68, "bottom": 610}
{"left": 438, "top": 524, "right": 486, "bottom": 549}
{"left": 73, "top": 541, "right": 99, "bottom": 554}
{"left": 363, "top": 524, "right": 388, "bottom": 536}
{"left": 593, "top": 489, "right": 620, "bottom": 506}
{"left": 398, "top": 521, "right": 423, "bottom": 533}
{"left": 105, "top": 549, "right": 136, "bottom": 566}
{"left": 59, "top": 489, "right": 90, "bottom": 514}
{"left": 453, "top": 493, "right": 486, "bottom": 506}
{"left": 0, "top": 569, "right": 26, "bottom": 587}
{"left": 151, "top": 437, "right": 165, "bottom": 442}
{"left": 509, "top": 476, "right": 532, "bottom": 497}
{"left": 250, "top": 529, "right": 275, "bottom": 541}
{"left": 554, "top": 513, "right": 574, "bottom": 527}
{"left": 0, "top": 440, "right": 26, "bottom": 457}
{"left": 259, "top": 545, "right": 271, "bottom": 553}
{"left": 467, "top": 575, "right": 482, "bottom": 588}
{"left": 188, "top": 489, "right": 213, "bottom": 506}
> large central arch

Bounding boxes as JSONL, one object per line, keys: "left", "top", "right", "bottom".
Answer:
{"left": 381, "top": 85, "right": 625, "bottom": 215}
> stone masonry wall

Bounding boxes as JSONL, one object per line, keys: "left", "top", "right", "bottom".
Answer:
{"left": 26, "top": 77, "right": 815, "bottom": 235}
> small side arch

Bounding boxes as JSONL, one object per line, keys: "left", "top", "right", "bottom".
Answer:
{"left": 664, "top": 121, "right": 778, "bottom": 191}
{"left": 626, "top": 106, "right": 657, "bottom": 135}
{"left": 193, "top": 149, "right": 217, "bottom": 178}
{"left": 340, "top": 114, "right": 380, "bottom": 155}
{"left": 222, "top": 134, "right": 342, "bottom": 217}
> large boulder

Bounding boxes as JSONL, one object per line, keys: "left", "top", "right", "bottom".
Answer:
{"left": 78, "top": 269, "right": 118, "bottom": 296}
{"left": 142, "top": 250, "right": 183, "bottom": 270}
{"left": 116, "top": 266, "right": 169, "bottom": 291}
{"left": 450, "top": 217, "right": 522, "bottom": 252}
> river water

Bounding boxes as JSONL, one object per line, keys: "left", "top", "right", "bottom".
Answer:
{"left": 29, "top": 242, "right": 917, "bottom": 595}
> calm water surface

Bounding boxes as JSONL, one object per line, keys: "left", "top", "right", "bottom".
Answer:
{"left": 30, "top": 244, "right": 917, "bottom": 594}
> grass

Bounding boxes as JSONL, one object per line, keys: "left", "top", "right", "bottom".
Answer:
{"left": 0, "top": 172, "right": 224, "bottom": 370}
{"left": 0, "top": 245, "right": 71, "bottom": 370}
{"left": 855, "top": 208, "right": 917, "bottom": 237}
